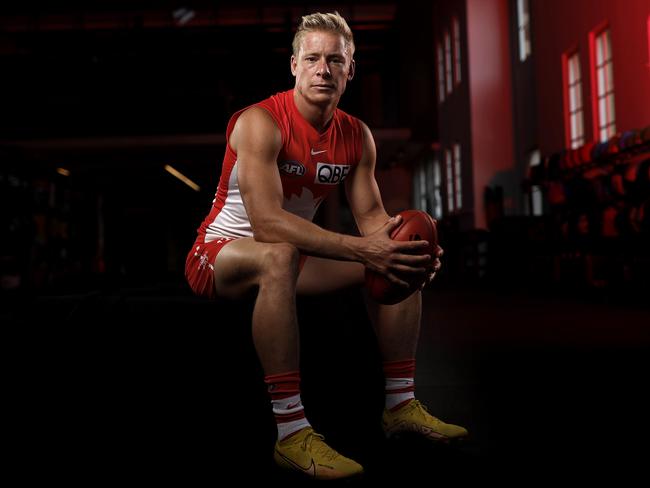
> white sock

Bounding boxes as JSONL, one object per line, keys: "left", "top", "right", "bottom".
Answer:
{"left": 272, "top": 393, "right": 311, "bottom": 441}
{"left": 277, "top": 418, "right": 311, "bottom": 440}
{"left": 385, "top": 377, "right": 415, "bottom": 410}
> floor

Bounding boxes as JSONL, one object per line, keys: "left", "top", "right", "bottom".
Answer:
{"left": 9, "top": 281, "right": 650, "bottom": 484}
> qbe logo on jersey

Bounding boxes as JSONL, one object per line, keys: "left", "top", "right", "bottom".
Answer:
{"left": 315, "top": 163, "right": 351, "bottom": 185}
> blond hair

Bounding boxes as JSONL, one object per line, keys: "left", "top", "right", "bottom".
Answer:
{"left": 292, "top": 11, "right": 355, "bottom": 58}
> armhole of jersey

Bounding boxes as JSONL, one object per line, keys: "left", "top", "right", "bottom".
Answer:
{"left": 225, "top": 108, "right": 246, "bottom": 157}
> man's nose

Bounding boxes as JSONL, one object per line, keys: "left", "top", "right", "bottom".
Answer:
{"left": 316, "top": 59, "right": 331, "bottom": 77}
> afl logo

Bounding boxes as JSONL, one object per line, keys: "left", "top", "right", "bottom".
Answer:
{"left": 279, "top": 160, "right": 305, "bottom": 177}
{"left": 316, "top": 163, "right": 351, "bottom": 185}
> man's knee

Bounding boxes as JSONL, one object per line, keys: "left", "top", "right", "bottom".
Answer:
{"left": 260, "top": 243, "right": 300, "bottom": 282}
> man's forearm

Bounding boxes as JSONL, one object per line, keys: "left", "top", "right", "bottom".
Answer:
{"left": 252, "top": 209, "right": 365, "bottom": 263}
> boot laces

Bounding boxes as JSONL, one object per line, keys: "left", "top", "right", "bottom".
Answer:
{"left": 301, "top": 431, "right": 340, "bottom": 462}
{"left": 409, "top": 400, "right": 442, "bottom": 425}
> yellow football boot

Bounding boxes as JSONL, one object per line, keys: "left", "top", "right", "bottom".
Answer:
{"left": 383, "top": 400, "right": 468, "bottom": 442}
{"left": 274, "top": 427, "right": 364, "bottom": 480}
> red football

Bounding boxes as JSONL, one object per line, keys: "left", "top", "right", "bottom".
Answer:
{"left": 365, "top": 209, "right": 438, "bottom": 305}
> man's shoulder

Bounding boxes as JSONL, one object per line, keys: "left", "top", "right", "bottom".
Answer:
{"left": 235, "top": 105, "right": 280, "bottom": 131}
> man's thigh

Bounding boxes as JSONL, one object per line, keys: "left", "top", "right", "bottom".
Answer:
{"left": 211, "top": 238, "right": 309, "bottom": 299}
{"left": 296, "top": 256, "right": 365, "bottom": 295}
{"left": 210, "top": 237, "right": 273, "bottom": 299}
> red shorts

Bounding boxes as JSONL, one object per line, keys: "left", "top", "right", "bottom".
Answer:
{"left": 185, "top": 237, "right": 236, "bottom": 299}
{"left": 185, "top": 237, "right": 308, "bottom": 299}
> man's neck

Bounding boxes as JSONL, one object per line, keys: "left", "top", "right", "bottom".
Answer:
{"left": 293, "top": 90, "right": 337, "bottom": 133}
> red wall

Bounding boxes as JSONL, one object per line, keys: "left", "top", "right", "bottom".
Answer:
{"left": 533, "top": 0, "right": 650, "bottom": 154}
{"left": 467, "top": 0, "right": 515, "bottom": 229}
{"left": 376, "top": 166, "right": 413, "bottom": 216}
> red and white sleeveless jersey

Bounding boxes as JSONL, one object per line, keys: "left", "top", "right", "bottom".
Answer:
{"left": 196, "top": 89, "right": 364, "bottom": 242}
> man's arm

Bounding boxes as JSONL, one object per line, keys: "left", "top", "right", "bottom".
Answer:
{"left": 344, "top": 122, "right": 391, "bottom": 236}
{"left": 345, "top": 122, "right": 437, "bottom": 280}
{"left": 232, "top": 108, "right": 428, "bottom": 284}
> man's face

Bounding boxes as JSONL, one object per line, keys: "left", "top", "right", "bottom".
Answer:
{"left": 291, "top": 30, "right": 355, "bottom": 105}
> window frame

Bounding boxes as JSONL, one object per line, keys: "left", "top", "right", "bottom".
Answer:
{"left": 562, "top": 48, "right": 585, "bottom": 149}
{"left": 412, "top": 157, "right": 443, "bottom": 220}
{"left": 452, "top": 16, "right": 462, "bottom": 85}
{"left": 516, "top": 0, "right": 532, "bottom": 62}
{"left": 445, "top": 148, "right": 454, "bottom": 213}
{"left": 589, "top": 25, "right": 616, "bottom": 142}
{"left": 437, "top": 41, "right": 445, "bottom": 103}
{"left": 444, "top": 29, "right": 453, "bottom": 95}
{"left": 452, "top": 143, "right": 463, "bottom": 210}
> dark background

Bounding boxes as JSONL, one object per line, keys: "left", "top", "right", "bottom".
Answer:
{"left": 2, "top": 1, "right": 649, "bottom": 484}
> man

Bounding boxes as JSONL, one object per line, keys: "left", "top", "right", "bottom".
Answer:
{"left": 185, "top": 11, "right": 467, "bottom": 480}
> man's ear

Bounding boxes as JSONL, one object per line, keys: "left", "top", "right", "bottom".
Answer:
{"left": 348, "top": 58, "right": 355, "bottom": 81}
{"left": 290, "top": 55, "right": 297, "bottom": 76}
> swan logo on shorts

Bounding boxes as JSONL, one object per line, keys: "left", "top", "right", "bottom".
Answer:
{"left": 316, "top": 163, "right": 351, "bottom": 185}
{"left": 279, "top": 160, "right": 305, "bottom": 177}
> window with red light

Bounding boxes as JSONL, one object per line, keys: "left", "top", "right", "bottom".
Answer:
{"left": 592, "top": 29, "right": 616, "bottom": 141}
{"left": 565, "top": 51, "right": 585, "bottom": 148}
{"left": 445, "top": 149, "right": 454, "bottom": 212}
{"left": 413, "top": 158, "right": 443, "bottom": 220}
{"left": 437, "top": 42, "right": 445, "bottom": 103}
{"left": 444, "top": 30, "right": 453, "bottom": 94}
{"left": 452, "top": 143, "right": 463, "bottom": 209}
{"left": 452, "top": 17, "right": 462, "bottom": 85}
{"left": 517, "top": 0, "right": 531, "bottom": 61}
{"left": 443, "top": 145, "right": 462, "bottom": 213}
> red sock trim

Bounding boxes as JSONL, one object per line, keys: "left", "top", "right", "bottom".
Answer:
{"left": 264, "top": 370, "right": 301, "bottom": 400}
{"left": 275, "top": 411, "right": 306, "bottom": 423}
{"left": 383, "top": 358, "right": 416, "bottom": 378}
{"left": 388, "top": 385, "right": 415, "bottom": 394}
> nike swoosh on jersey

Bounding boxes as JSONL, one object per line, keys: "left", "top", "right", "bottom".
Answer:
{"left": 311, "top": 149, "right": 327, "bottom": 155}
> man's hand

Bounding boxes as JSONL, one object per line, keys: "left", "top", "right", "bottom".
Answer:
{"left": 361, "top": 215, "right": 432, "bottom": 288}
{"left": 420, "top": 245, "right": 443, "bottom": 290}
